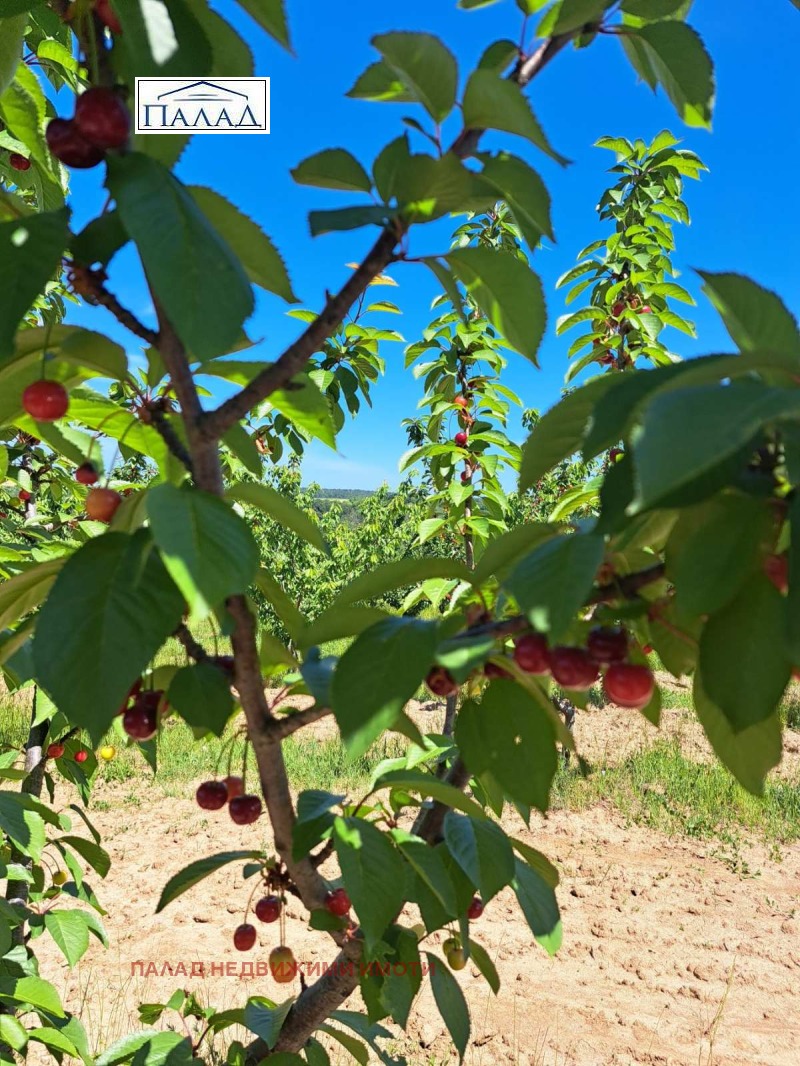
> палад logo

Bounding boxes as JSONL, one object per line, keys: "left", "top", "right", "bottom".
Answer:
{"left": 134, "top": 78, "right": 269, "bottom": 135}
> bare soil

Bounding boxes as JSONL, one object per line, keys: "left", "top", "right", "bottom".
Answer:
{"left": 32, "top": 691, "right": 800, "bottom": 1065}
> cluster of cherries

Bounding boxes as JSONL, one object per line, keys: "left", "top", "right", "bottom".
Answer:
{"left": 117, "top": 679, "right": 166, "bottom": 742}
{"left": 46, "top": 86, "right": 129, "bottom": 170}
{"left": 20, "top": 380, "right": 123, "bottom": 522}
{"left": 452, "top": 393, "right": 480, "bottom": 485}
{"left": 593, "top": 295, "right": 653, "bottom": 367}
{"left": 427, "top": 625, "right": 655, "bottom": 710}
{"left": 196, "top": 775, "right": 263, "bottom": 826}
{"left": 442, "top": 896, "right": 484, "bottom": 971}
{"left": 46, "top": 741, "right": 115, "bottom": 762}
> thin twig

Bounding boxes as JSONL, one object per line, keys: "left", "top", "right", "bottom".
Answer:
{"left": 268, "top": 705, "right": 332, "bottom": 739}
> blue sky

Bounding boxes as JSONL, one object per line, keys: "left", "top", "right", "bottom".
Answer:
{"left": 65, "top": 1, "right": 800, "bottom": 489}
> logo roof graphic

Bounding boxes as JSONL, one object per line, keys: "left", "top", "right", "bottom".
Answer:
{"left": 156, "top": 80, "right": 249, "bottom": 102}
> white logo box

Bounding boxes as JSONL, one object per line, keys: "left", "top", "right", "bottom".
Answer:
{"left": 134, "top": 77, "right": 270, "bottom": 135}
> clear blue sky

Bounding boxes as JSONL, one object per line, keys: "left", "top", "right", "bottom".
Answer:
{"left": 64, "top": 1, "right": 800, "bottom": 489}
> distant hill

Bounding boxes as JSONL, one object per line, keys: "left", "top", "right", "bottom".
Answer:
{"left": 311, "top": 487, "right": 378, "bottom": 501}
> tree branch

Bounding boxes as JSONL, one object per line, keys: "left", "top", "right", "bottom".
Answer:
{"left": 146, "top": 406, "right": 195, "bottom": 477}
{"left": 199, "top": 28, "right": 582, "bottom": 445}
{"left": 68, "top": 264, "right": 158, "bottom": 347}
{"left": 268, "top": 704, "right": 331, "bottom": 740}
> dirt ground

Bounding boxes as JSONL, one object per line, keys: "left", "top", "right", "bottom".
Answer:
{"left": 32, "top": 691, "right": 800, "bottom": 1066}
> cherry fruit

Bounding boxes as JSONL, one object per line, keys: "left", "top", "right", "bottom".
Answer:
{"left": 223, "top": 775, "right": 244, "bottom": 800}
{"left": 548, "top": 647, "right": 599, "bottom": 691}
{"left": 52, "top": 869, "right": 68, "bottom": 886}
{"left": 611, "top": 301, "right": 625, "bottom": 317}
{"left": 513, "top": 633, "right": 550, "bottom": 675}
{"left": 609, "top": 447, "right": 624, "bottom": 463}
{"left": 45, "top": 118, "right": 104, "bottom": 168}
{"left": 9, "top": 154, "right": 30, "bottom": 171}
{"left": 22, "top": 380, "right": 69, "bottom": 422}
{"left": 269, "top": 946, "right": 297, "bottom": 983}
{"left": 196, "top": 781, "right": 228, "bottom": 810}
{"left": 75, "top": 462, "right": 99, "bottom": 485}
{"left": 604, "top": 662, "right": 655, "bottom": 709}
{"left": 467, "top": 896, "right": 484, "bottom": 920}
{"left": 95, "top": 0, "right": 122, "bottom": 34}
{"left": 18, "top": 489, "right": 31, "bottom": 503}
{"left": 122, "top": 700, "right": 158, "bottom": 741}
{"left": 454, "top": 431, "right": 468, "bottom": 447}
{"left": 324, "top": 888, "right": 351, "bottom": 917}
{"left": 86, "top": 487, "right": 122, "bottom": 523}
{"left": 587, "top": 625, "right": 628, "bottom": 664}
{"left": 443, "top": 937, "right": 466, "bottom": 971}
{"left": 229, "top": 795, "right": 262, "bottom": 825}
{"left": 75, "top": 87, "right": 130, "bottom": 149}
{"left": 484, "top": 659, "right": 511, "bottom": 679}
{"left": 425, "top": 666, "right": 458, "bottom": 698}
{"left": 764, "top": 553, "right": 789, "bottom": 594}
{"left": 454, "top": 395, "right": 469, "bottom": 408}
{"left": 255, "top": 895, "right": 282, "bottom": 924}
{"left": 47, "top": 743, "right": 65, "bottom": 759}
{"left": 74, "top": 750, "right": 89, "bottom": 763}
{"left": 233, "top": 923, "right": 257, "bottom": 952}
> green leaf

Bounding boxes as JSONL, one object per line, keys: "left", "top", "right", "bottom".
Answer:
{"left": 622, "top": 0, "right": 689, "bottom": 15}
{"left": 333, "top": 817, "right": 405, "bottom": 952}
{"left": 699, "top": 575, "right": 791, "bottom": 732}
{"left": 291, "top": 149, "right": 372, "bottom": 193}
{"left": 226, "top": 482, "right": 327, "bottom": 553}
{"left": 0, "top": 209, "right": 69, "bottom": 361}
{"left": 693, "top": 671, "right": 782, "bottom": 796}
{"left": 512, "top": 858, "right": 562, "bottom": 955}
{"left": 461, "top": 70, "right": 568, "bottom": 165}
{"left": 392, "top": 833, "right": 457, "bottom": 913}
{"left": 0, "top": 794, "right": 45, "bottom": 861}
{"left": 0, "top": 1015, "right": 27, "bottom": 1052}
{"left": 0, "top": 976, "right": 64, "bottom": 1017}
{"left": 189, "top": 187, "right": 298, "bottom": 303}
{"left": 58, "top": 834, "right": 111, "bottom": 877}
{"left": 234, "top": 0, "right": 291, "bottom": 50}
{"left": 424, "top": 952, "right": 470, "bottom": 1063}
{"left": 346, "top": 61, "right": 415, "bottom": 104}
{"left": 635, "top": 21, "right": 715, "bottom": 128}
{"left": 106, "top": 154, "right": 253, "bottom": 361}
{"left": 156, "top": 851, "right": 260, "bottom": 913}
{"left": 243, "top": 997, "right": 294, "bottom": 1049}
{"left": 468, "top": 939, "right": 500, "bottom": 994}
{"left": 697, "top": 272, "right": 800, "bottom": 362}
{"left": 0, "top": 15, "right": 26, "bottom": 98}
{"left": 506, "top": 533, "right": 604, "bottom": 639}
{"left": 331, "top": 618, "right": 438, "bottom": 757}
{"left": 632, "top": 382, "right": 800, "bottom": 509}
{"left": 443, "top": 813, "right": 515, "bottom": 902}
{"left": 308, "top": 205, "right": 392, "bottom": 237}
{"left": 538, "top": 0, "right": 612, "bottom": 33}
{"left": 381, "top": 928, "right": 422, "bottom": 1028}
{"left": 446, "top": 247, "right": 546, "bottom": 364}
{"left": 788, "top": 495, "right": 800, "bottom": 666}
{"left": 478, "top": 152, "right": 553, "bottom": 247}
{"left": 0, "top": 558, "right": 63, "bottom": 631}
{"left": 336, "top": 558, "right": 470, "bottom": 606}
{"left": 298, "top": 605, "right": 390, "bottom": 649}
{"left": 168, "top": 662, "right": 234, "bottom": 737}
{"left": 456, "top": 682, "right": 557, "bottom": 812}
{"left": 147, "top": 484, "right": 259, "bottom": 623}
{"left": 33, "top": 531, "right": 185, "bottom": 743}
{"left": 376, "top": 771, "right": 489, "bottom": 822}
{"left": 371, "top": 32, "right": 457, "bottom": 122}
{"left": 71, "top": 210, "right": 128, "bottom": 268}
{"left": 44, "top": 910, "right": 91, "bottom": 967}
{"left": 269, "top": 374, "right": 337, "bottom": 449}
{"left": 666, "top": 493, "right": 773, "bottom": 618}
{"left": 114, "top": 0, "right": 213, "bottom": 77}
{"left": 292, "top": 790, "right": 344, "bottom": 861}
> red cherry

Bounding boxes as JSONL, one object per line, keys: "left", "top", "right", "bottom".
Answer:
{"left": 599, "top": 351, "right": 615, "bottom": 366}
{"left": 513, "top": 633, "right": 550, "bottom": 675}
{"left": 18, "top": 489, "right": 31, "bottom": 503}
{"left": 47, "top": 743, "right": 65, "bottom": 759}
{"left": 22, "top": 380, "right": 69, "bottom": 422}
{"left": 425, "top": 666, "right": 458, "bottom": 698}
{"left": 233, "top": 924, "right": 257, "bottom": 952}
{"left": 45, "top": 118, "right": 104, "bottom": 169}
{"left": 460, "top": 471, "right": 470, "bottom": 484}
{"left": 587, "top": 626, "right": 628, "bottom": 664}
{"left": 454, "top": 431, "right": 468, "bottom": 447}
{"left": 454, "top": 395, "right": 469, "bottom": 408}
{"left": 86, "top": 487, "right": 122, "bottom": 523}
{"left": 604, "top": 662, "right": 655, "bottom": 709}
{"left": 764, "top": 553, "right": 789, "bottom": 594}
{"left": 269, "top": 946, "right": 297, "bottom": 983}
{"left": 467, "top": 896, "right": 484, "bottom": 920}
{"left": 548, "top": 647, "right": 599, "bottom": 691}
{"left": 223, "top": 775, "right": 244, "bottom": 800}
{"left": 484, "top": 659, "right": 511, "bottom": 679}
{"left": 609, "top": 447, "right": 624, "bottom": 463}
{"left": 254, "top": 896, "right": 282, "bottom": 924}
{"left": 196, "top": 781, "right": 228, "bottom": 810}
{"left": 324, "top": 888, "right": 351, "bottom": 917}
{"left": 75, "top": 87, "right": 130, "bottom": 149}
{"left": 641, "top": 305, "right": 652, "bottom": 314}
{"left": 75, "top": 462, "right": 99, "bottom": 485}
{"left": 9, "top": 153, "right": 30, "bottom": 172}
{"left": 122, "top": 701, "right": 158, "bottom": 741}
{"left": 230, "top": 795, "right": 262, "bottom": 825}
{"left": 611, "top": 301, "right": 625, "bottom": 317}
{"left": 74, "top": 750, "right": 89, "bottom": 763}
{"left": 95, "top": 0, "right": 122, "bottom": 34}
